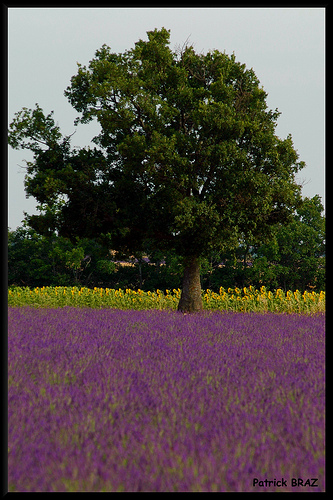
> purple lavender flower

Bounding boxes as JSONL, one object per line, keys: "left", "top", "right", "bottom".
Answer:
{"left": 8, "top": 308, "right": 325, "bottom": 492}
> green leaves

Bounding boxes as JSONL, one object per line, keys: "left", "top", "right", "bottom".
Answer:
{"left": 253, "top": 196, "right": 325, "bottom": 290}
{"left": 8, "top": 104, "right": 62, "bottom": 153}
{"left": 65, "top": 247, "right": 85, "bottom": 271}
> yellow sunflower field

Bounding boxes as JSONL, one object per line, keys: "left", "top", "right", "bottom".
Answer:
{"left": 8, "top": 285, "right": 325, "bottom": 314}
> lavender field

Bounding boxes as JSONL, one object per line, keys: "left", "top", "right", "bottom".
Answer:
{"left": 8, "top": 307, "right": 325, "bottom": 492}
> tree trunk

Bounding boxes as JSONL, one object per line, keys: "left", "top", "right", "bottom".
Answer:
{"left": 178, "top": 256, "right": 203, "bottom": 313}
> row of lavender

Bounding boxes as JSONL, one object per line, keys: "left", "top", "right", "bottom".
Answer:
{"left": 8, "top": 308, "right": 325, "bottom": 491}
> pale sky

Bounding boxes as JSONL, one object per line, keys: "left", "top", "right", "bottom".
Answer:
{"left": 8, "top": 7, "right": 325, "bottom": 231}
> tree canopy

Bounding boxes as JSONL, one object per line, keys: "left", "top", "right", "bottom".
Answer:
{"left": 8, "top": 28, "right": 306, "bottom": 311}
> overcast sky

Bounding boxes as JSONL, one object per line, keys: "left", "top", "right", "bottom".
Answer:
{"left": 8, "top": 7, "right": 325, "bottom": 231}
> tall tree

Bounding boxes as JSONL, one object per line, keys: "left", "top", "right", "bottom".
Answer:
{"left": 8, "top": 28, "right": 305, "bottom": 312}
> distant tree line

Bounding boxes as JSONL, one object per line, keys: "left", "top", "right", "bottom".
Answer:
{"left": 8, "top": 195, "right": 325, "bottom": 292}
